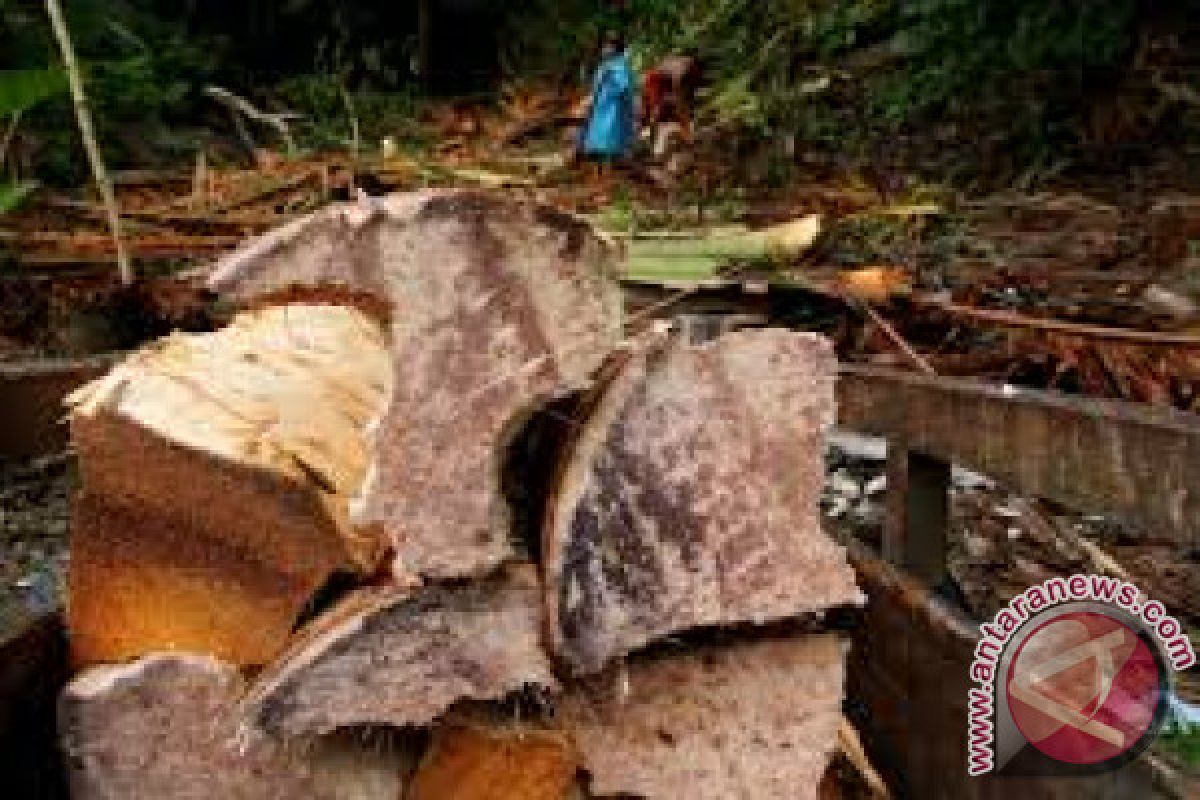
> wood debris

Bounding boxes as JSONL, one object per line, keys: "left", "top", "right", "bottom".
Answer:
{"left": 66, "top": 304, "right": 391, "bottom": 667}
{"left": 558, "top": 633, "right": 847, "bottom": 800}
{"left": 60, "top": 653, "right": 409, "bottom": 800}
{"left": 210, "top": 190, "right": 624, "bottom": 581}
{"left": 242, "top": 565, "right": 557, "bottom": 738}
{"left": 57, "top": 197, "right": 868, "bottom": 799}
{"left": 544, "top": 327, "right": 862, "bottom": 673}
{"left": 408, "top": 720, "right": 578, "bottom": 800}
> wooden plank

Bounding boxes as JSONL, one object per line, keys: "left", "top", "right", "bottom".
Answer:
{"left": 837, "top": 365, "right": 1200, "bottom": 547}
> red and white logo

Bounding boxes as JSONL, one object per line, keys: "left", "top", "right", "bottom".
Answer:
{"left": 966, "top": 576, "right": 1192, "bottom": 776}
{"left": 1006, "top": 611, "right": 1163, "bottom": 766}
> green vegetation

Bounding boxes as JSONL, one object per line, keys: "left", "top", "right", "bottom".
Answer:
{"left": 0, "top": 66, "right": 67, "bottom": 212}
{"left": 1161, "top": 700, "right": 1200, "bottom": 769}
{"left": 508, "top": 0, "right": 1191, "bottom": 182}
{"left": 274, "top": 75, "right": 426, "bottom": 154}
{"left": 0, "top": 1, "right": 1197, "bottom": 187}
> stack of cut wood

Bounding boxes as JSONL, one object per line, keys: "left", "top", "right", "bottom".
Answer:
{"left": 60, "top": 190, "right": 865, "bottom": 800}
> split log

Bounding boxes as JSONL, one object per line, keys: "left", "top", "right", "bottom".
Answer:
{"left": 209, "top": 190, "right": 623, "bottom": 581}
{"left": 241, "top": 564, "right": 557, "bottom": 738}
{"left": 59, "top": 653, "right": 409, "bottom": 800}
{"left": 544, "top": 327, "right": 863, "bottom": 672}
{"left": 558, "top": 633, "right": 847, "bottom": 800}
{"left": 408, "top": 721, "right": 578, "bottom": 800}
{"left": 66, "top": 305, "right": 391, "bottom": 667}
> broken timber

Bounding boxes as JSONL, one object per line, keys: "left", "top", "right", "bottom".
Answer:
{"left": 53, "top": 203, "right": 866, "bottom": 798}
{"left": 60, "top": 654, "right": 408, "bottom": 800}
{"left": 408, "top": 720, "right": 578, "bottom": 800}
{"left": 241, "top": 565, "right": 556, "bottom": 738}
{"left": 209, "top": 190, "right": 623, "bottom": 581}
{"left": 544, "top": 326, "right": 862, "bottom": 673}
{"left": 66, "top": 305, "right": 391, "bottom": 667}
{"left": 558, "top": 633, "right": 847, "bottom": 800}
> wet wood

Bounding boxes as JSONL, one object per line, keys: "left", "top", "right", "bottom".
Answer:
{"left": 838, "top": 364, "right": 1200, "bottom": 547}
{"left": 846, "top": 541, "right": 1185, "bottom": 799}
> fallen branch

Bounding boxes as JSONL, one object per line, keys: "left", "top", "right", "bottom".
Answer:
{"left": 917, "top": 296, "right": 1200, "bottom": 348}
{"left": 861, "top": 303, "right": 936, "bottom": 375}
{"left": 1013, "top": 497, "right": 1133, "bottom": 584}
{"left": 45, "top": 0, "right": 132, "bottom": 285}
{"left": 204, "top": 86, "right": 299, "bottom": 155}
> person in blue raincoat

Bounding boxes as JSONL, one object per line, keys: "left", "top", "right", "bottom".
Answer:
{"left": 579, "top": 32, "right": 636, "bottom": 163}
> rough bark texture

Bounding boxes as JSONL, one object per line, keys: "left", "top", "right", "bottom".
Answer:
{"left": 559, "top": 634, "right": 847, "bottom": 800}
{"left": 66, "top": 305, "right": 391, "bottom": 667}
{"left": 408, "top": 721, "right": 578, "bottom": 800}
{"left": 208, "top": 190, "right": 623, "bottom": 581}
{"left": 242, "top": 565, "right": 557, "bottom": 738}
{"left": 60, "top": 653, "right": 408, "bottom": 800}
{"left": 544, "top": 328, "right": 863, "bottom": 673}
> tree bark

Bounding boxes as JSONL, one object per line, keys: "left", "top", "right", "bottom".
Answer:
{"left": 60, "top": 654, "right": 410, "bottom": 800}
{"left": 543, "top": 327, "right": 862, "bottom": 673}
{"left": 208, "top": 191, "right": 623, "bottom": 583}
{"left": 241, "top": 564, "right": 557, "bottom": 739}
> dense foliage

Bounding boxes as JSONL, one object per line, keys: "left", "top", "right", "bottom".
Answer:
{"left": 2, "top": 1, "right": 1199, "bottom": 183}
{"left": 508, "top": 0, "right": 1196, "bottom": 178}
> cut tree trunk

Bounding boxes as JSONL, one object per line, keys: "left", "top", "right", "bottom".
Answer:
{"left": 558, "top": 633, "right": 847, "bottom": 800}
{"left": 408, "top": 720, "right": 578, "bottom": 800}
{"left": 59, "top": 653, "right": 410, "bottom": 800}
{"left": 543, "top": 327, "right": 862, "bottom": 673}
{"left": 66, "top": 305, "right": 391, "bottom": 667}
{"left": 208, "top": 190, "right": 623, "bottom": 582}
{"left": 241, "top": 564, "right": 557, "bottom": 738}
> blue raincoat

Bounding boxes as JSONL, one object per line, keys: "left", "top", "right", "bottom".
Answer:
{"left": 580, "top": 51, "right": 635, "bottom": 159}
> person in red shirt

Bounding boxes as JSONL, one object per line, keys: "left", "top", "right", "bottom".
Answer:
{"left": 642, "top": 54, "right": 702, "bottom": 149}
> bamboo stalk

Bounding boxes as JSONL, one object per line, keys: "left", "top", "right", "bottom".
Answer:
{"left": 45, "top": 0, "right": 133, "bottom": 285}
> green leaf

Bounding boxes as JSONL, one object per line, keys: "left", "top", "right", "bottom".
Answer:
{"left": 0, "top": 181, "right": 36, "bottom": 215}
{"left": 0, "top": 69, "right": 67, "bottom": 116}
